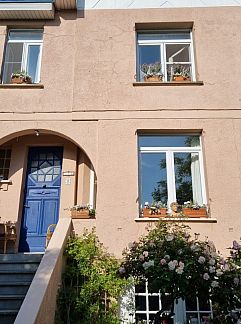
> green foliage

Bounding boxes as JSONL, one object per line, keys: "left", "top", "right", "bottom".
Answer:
{"left": 55, "top": 229, "right": 127, "bottom": 324}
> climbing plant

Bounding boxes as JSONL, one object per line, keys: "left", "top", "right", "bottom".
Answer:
{"left": 55, "top": 229, "right": 127, "bottom": 324}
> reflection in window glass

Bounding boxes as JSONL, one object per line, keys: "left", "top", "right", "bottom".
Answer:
{"left": 139, "top": 135, "right": 200, "bottom": 148}
{"left": 139, "top": 153, "right": 167, "bottom": 208}
{"left": 174, "top": 152, "right": 203, "bottom": 205}
{"left": 139, "top": 45, "right": 161, "bottom": 81}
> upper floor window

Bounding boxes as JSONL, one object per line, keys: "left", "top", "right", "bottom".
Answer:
{"left": 0, "top": 148, "right": 11, "bottom": 180}
{"left": 138, "top": 135, "right": 207, "bottom": 212}
{"left": 2, "top": 29, "right": 43, "bottom": 84}
{"left": 137, "top": 30, "right": 196, "bottom": 82}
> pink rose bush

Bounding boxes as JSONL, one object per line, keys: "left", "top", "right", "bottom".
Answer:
{"left": 120, "top": 222, "right": 241, "bottom": 319}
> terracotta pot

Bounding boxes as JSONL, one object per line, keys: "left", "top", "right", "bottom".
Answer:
{"left": 143, "top": 207, "right": 167, "bottom": 218}
{"left": 173, "top": 75, "right": 191, "bottom": 82}
{"left": 11, "top": 76, "right": 24, "bottom": 84}
{"left": 144, "top": 75, "right": 162, "bottom": 82}
{"left": 182, "top": 207, "right": 207, "bottom": 218}
{"left": 71, "top": 209, "right": 91, "bottom": 219}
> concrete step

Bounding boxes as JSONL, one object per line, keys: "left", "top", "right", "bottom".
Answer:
{"left": 0, "top": 296, "right": 24, "bottom": 311}
{"left": 0, "top": 253, "right": 43, "bottom": 263}
{"left": 0, "top": 262, "right": 39, "bottom": 272}
{"left": 0, "top": 309, "right": 18, "bottom": 324}
{"left": 0, "top": 253, "right": 43, "bottom": 323}
{"left": 0, "top": 270, "right": 36, "bottom": 282}
{"left": 0, "top": 282, "right": 31, "bottom": 296}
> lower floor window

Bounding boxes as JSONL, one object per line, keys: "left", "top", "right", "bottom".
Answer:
{"left": 120, "top": 281, "right": 213, "bottom": 324}
{"left": 138, "top": 135, "right": 207, "bottom": 212}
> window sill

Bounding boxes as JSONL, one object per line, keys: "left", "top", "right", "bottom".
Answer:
{"left": 0, "top": 84, "right": 44, "bottom": 89}
{"left": 133, "top": 81, "right": 204, "bottom": 87}
{"left": 135, "top": 217, "right": 217, "bottom": 223}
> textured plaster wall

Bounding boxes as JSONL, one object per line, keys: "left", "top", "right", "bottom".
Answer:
{"left": 0, "top": 7, "right": 241, "bottom": 257}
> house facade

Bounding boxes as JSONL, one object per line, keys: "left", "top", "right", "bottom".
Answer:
{"left": 0, "top": 0, "right": 241, "bottom": 322}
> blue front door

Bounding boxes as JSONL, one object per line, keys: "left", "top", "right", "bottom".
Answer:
{"left": 19, "top": 147, "right": 63, "bottom": 252}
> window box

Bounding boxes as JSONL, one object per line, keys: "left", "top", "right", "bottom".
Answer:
{"left": 71, "top": 210, "right": 91, "bottom": 219}
{"left": 182, "top": 207, "right": 207, "bottom": 218}
{"left": 137, "top": 30, "right": 196, "bottom": 83}
{"left": 143, "top": 207, "right": 167, "bottom": 218}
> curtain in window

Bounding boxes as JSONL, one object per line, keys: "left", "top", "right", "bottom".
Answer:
{"left": 191, "top": 153, "right": 202, "bottom": 205}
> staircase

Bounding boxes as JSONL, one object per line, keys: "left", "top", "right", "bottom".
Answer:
{"left": 0, "top": 253, "right": 43, "bottom": 324}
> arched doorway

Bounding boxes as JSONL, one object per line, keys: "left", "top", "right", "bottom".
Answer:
{"left": 0, "top": 130, "right": 96, "bottom": 252}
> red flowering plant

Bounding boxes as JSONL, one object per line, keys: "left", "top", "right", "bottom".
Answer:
{"left": 120, "top": 222, "right": 241, "bottom": 320}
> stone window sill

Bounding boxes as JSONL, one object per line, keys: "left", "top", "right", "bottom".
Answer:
{"left": 135, "top": 217, "right": 217, "bottom": 223}
{"left": 133, "top": 81, "right": 204, "bottom": 87}
{"left": 0, "top": 84, "right": 44, "bottom": 89}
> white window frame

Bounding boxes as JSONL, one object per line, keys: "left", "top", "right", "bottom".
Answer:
{"left": 120, "top": 282, "right": 213, "bottom": 324}
{"left": 137, "top": 29, "right": 196, "bottom": 82}
{"left": 2, "top": 29, "right": 43, "bottom": 84}
{"left": 138, "top": 135, "right": 207, "bottom": 211}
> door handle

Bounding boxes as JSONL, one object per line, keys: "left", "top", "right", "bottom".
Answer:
{"left": 24, "top": 205, "right": 30, "bottom": 208}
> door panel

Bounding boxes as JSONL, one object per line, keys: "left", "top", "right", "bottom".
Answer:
{"left": 19, "top": 147, "right": 63, "bottom": 252}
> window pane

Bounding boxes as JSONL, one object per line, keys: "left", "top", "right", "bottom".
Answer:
{"left": 26, "top": 45, "right": 40, "bottom": 83}
{"left": 138, "top": 45, "right": 161, "bottom": 81}
{"left": 3, "top": 63, "right": 22, "bottom": 84}
{"left": 200, "top": 314, "right": 211, "bottom": 323}
{"left": 138, "top": 31, "right": 191, "bottom": 42}
{"left": 5, "top": 43, "right": 23, "bottom": 63}
{"left": 9, "top": 30, "right": 43, "bottom": 41}
{"left": 199, "top": 298, "right": 211, "bottom": 311}
{"left": 186, "top": 314, "right": 199, "bottom": 323}
{"left": 166, "top": 44, "right": 191, "bottom": 63}
{"left": 140, "top": 153, "right": 167, "bottom": 207}
{"left": 135, "top": 296, "right": 146, "bottom": 311}
{"left": 135, "top": 282, "right": 146, "bottom": 293}
{"left": 139, "top": 135, "right": 200, "bottom": 148}
{"left": 167, "top": 63, "right": 192, "bottom": 81}
{"left": 185, "top": 296, "right": 197, "bottom": 311}
{"left": 149, "top": 296, "right": 159, "bottom": 311}
{"left": 135, "top": 313, "right": 147, "bottom": 323}
{"left": 174, "top": 152, "right": 203, "bottom": 205}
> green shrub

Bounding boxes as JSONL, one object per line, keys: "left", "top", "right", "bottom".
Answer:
{"left": 55, "top": 229, "right": 127, "bottom": 324}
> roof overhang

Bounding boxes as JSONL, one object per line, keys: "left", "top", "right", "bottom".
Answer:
{"left": 0, "top": 1, "right": 55, "bottom": 19}
{"left": 0, "top": 0, "right": 77, "bottom": 20}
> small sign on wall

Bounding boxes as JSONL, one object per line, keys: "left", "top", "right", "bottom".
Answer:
{"left": 62, "top": 171, "right": 75, "bottom": 176}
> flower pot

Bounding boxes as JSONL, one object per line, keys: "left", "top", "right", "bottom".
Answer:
{"left": 182, "top": 207, "right": 207, "bottom": 218}
{"left": 71, "top": 209, "right": 91, "bottom": 219}
{"left": 143, "top": 207, "right": 167, "bottom": 218}
{"left": 11, "top": 76, "right": 32, "bottom": 84}
{"left": 173, "top": 75, "right": 191, "bottom": 82}
{"left": 144, "top": 75, "right": 162, "bottom": 82}
{"left": 11, "top": 76, "right": 25, "bottom": 84}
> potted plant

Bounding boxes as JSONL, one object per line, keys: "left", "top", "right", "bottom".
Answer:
{"left": 141, "top": 62, "right": 163, "bottom": 82}
{"left": 70, "top": 204, "right": 96, "bottom": 219}
{"left": 181, "top": 201, "right": 207, "bottom": 218}
{"left": 11, "top": 71, "right": 32, "bottom": 84}
{"left": 172, "top": 65, "right": 191, "bottom": 81}
{"left": 142, "top": 201, "right": 167, "bottom": 218}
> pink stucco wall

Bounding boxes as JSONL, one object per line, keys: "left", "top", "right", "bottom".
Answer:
{"left": 0, "top": 6, "right": 241, "bottom": 257}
